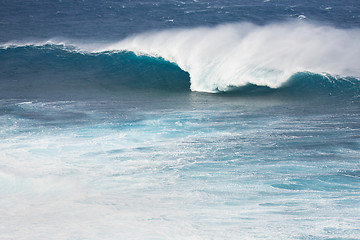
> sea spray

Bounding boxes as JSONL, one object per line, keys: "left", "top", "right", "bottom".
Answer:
{"left": 99, "top": 22, "right": 360, "bottom": 92}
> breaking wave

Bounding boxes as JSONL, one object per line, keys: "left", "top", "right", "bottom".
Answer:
{"left": 97, "top": 21, "right": 360, "bottom": 92}
{"left": 1, "top": 21, "right": 360, "bottom": 96}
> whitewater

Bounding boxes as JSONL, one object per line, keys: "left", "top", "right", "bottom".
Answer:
{"left": 100, "top": 22, "right": 360, "bottom": 92}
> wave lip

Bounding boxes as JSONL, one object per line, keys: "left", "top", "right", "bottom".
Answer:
{"left": 96, "top": 21, "right": 360, "bottom": 92}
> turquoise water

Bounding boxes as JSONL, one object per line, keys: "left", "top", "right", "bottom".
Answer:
{"left": 0, "top": 92, "right": 359, "bottom": 239}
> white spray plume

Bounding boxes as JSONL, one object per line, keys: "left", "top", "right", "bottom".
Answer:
{"left": 98, "top": 21, "right": 360, "bottom": 92}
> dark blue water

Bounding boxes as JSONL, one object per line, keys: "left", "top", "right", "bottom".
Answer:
{"left": 1, "top": 0, "right": 360, "bottom": 42}
{"left": 1, "top": 1, "right": 360, "bottom": 239}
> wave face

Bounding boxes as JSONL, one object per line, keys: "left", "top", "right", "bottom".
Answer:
{"left": 0, "top": 45, "right": 190, "bottom": 98}
{"left": 96, "top": 22, "right": 360, "bottom": 92}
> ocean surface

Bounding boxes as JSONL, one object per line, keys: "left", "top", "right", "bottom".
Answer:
{"left": 1, "top": 1, "right": 360, "bottom": 239}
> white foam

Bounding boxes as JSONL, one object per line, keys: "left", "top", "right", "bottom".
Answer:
{"left": 1, "top": 101, "right": 360, "bottom": 239}
{"left": 96, "top": 21, "right": 360, "bottom": 92}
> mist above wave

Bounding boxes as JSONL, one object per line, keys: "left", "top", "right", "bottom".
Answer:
{"left": 97, "top": 21, "right": 360, "bottom": 92}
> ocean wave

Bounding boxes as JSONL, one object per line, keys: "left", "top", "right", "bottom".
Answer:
{"left": 1, "top": 21, "right": 360, "bottom": 95}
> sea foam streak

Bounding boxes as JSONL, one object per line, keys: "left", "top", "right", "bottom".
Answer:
{"left": 97, "top": 22, "right": 360, "bottom": 92}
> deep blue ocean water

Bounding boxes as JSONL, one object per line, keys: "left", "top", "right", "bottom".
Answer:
{"left": 1, "top": 1, "right": 360, "bottom": 239}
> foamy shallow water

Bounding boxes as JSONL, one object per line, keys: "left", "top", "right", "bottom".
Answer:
{"left": 0, "top": 95, "right": 359, "bottom": 239}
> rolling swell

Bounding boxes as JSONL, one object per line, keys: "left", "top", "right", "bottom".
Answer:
{"left": 221, "top": 72, "right": 360, "bottom": 98}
